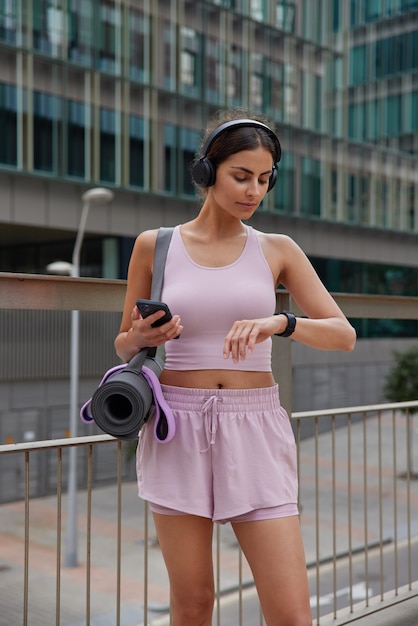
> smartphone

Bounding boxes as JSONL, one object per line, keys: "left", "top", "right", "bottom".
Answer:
{"left": 136, "top": 299, "right": 172, "bottom": 327}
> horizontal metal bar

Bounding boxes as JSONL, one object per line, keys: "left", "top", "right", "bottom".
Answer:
{"left": 1, "top": 399, "right": 418, "bottom": 455}
{"left": 291, "top": 292, "right": 418, "bottom": 320}
{"left": 0, "top": 434, "right": 116, "bottom": 454}
{"left": 1, "top": 273, "right": 418, "bottom": 319}
{"left": 0, "top": 273, "right": 126, "bottom": 311}
{"left": 293, "top": 399, "right": 418, "bottom": 420}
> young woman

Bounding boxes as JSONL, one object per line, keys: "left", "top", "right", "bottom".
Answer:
{"left": 115, "top": 110, "right": 356, "bottom": 626}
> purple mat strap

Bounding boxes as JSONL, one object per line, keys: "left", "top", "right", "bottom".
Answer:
{"left": 80, "top": 363, "right": 176, "bottom": 443}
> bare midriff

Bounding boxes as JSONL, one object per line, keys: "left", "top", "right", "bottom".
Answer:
{"left": 159, "top": 369, "right": 275, "bottom": 390}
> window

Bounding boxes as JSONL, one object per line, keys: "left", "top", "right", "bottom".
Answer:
{"left": 164, "top": 123, "right": 176, "bottom": 193}
{"left": 408, "top": 184, "right": 415, "bottom": 230}
{"left": 0, "top": 0, "right": 17, "bottom": 43}
{"left": 129, "top": 8, "right": 148, "bottom": 82}
{"left": 33, "top": 91, "right": 61, "bottom": 172}
{"left": 387, "top": 94, "right": 401, "bottom": 136}
{"left": 412, "top": 91, "right": 418, "bottom": 132}
{"left": 205, "top": 38, "right": 221, "bottom": 103}
{"left": 350, "top": 45, "right": 366, "bottom": 84}
{"left": 303, "top": 0, "right": 322, "bottom": 43}
{"left": 274, "top": 152, "right": 294, "bottom": 213}
{"left": 377, "top": 181, "right": 389, "bottom": 227}
{"left": 366, "top": 99, "right": 379, "bottom": 141}
{"left": 129, "top": 114, "right": 144, "bottom": 188}
{"left": 180, "top": 27, "right": 201, "bottom": 96}
{"left": 349, "top": 102, "right": 367, "bottom": 140}
{"left": 375, "top": 32, "right": 418, "bottom": 79}
{"left": 99, "top": 1, "right": 118, "bottom": 73}
{"left": 100, "top": 107, "right": 115, "bottom": 183}
{"left": 67, "top": 100, "right": 86, "bottom": 178}
{"left": 332, "top": 0, "right": 341, "bottom": 32}
{"left": 161, "top": 124, "right": 198, "bottom": 195}
{"left": 67, "top": 0, "right": 94, "bottom": 66}
{"left": 346, "top": 174, "right": 357, "bottom": 222}
{"left": 227, "top": 45, "right": 244, "bottom": 105}
{"left": 350, "top": 0, "right": 359, "bottom": 26}
{"left": 405, "top": 30, "right": 418, "bottom": 72}
{"left": 302, "top": 71, "right": 321, "bottom": 131}
{"left": 181, "top": 50, "right": 195, "bottom": 86}
{"left": 250, "top": 0, "right": 265, "bottom": 22}
{"left": 163, "top": 22, "right": 176, "bottom": 90}
{"left": 250, "top": 53, "right": 264, "bottom": 109}
{"left": 0, "top": 82, "right": 17, "bottom": 166}
{"left": 180, "top": 127, "right": 199, "bottom": 196}
{"left": 330, "top": 57, "right": 343, "bottom": 90}
{"left": 276, "top": 1, "right": 295, "bottom": 33}
{"left": 264, "top": 58, "right": 283, "bottom": 118}
{"left": 359, "top": 176, "right": 370, "bottom": 224}
{"left": 33, "top": 0, "right": 64, "bottom": 57}
{"left": 283, "top": 63, "right": 297, "bottom": 124}
{"left": 364, "top": 0, "right": 382, "bottom": 22}
{"left": 301, "top": 157, "right": 321, "bottom": 217}
{"left": 375, "top": 38, "right": 389, "bottom": 79}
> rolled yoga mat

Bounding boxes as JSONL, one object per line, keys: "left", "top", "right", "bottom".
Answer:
{"left": 85, "top": 350, "right": 175, "bottom": 441}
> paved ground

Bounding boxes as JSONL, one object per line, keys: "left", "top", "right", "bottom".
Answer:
{"left": 1, "top": 411, "right": 418, "bottom": 625}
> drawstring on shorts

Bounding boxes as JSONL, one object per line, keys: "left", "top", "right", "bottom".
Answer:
{"left": 200, "top": 395, "right": 223, "bottom": 452}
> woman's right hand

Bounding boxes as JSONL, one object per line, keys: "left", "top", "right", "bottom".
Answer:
{"left": 130, "top": 304, "right": 183, "bottom": 348}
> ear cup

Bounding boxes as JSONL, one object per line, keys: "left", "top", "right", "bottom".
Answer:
{"left": 192, "top": 157, "right": 217, "bottom": 188}
{"left": 268, "top": 166, "right": 278, "bottom": 192}
{"left": 191, "top": 119, "right": 282, "bottom": 190}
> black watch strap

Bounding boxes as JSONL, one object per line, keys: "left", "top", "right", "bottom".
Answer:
{"left": 274, "top": 311, "right": 297, "bottom": 337}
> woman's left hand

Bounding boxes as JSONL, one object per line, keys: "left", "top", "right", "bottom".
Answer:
{"left": 223, "top": 316, "right": 278, "bottom": 363}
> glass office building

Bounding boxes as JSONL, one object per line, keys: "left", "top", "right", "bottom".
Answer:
{"left": 0, "top": 0, "right": 418, "bottom": 266}
{"left": 0, "top": 0, "right": 417, "bottom": 310}
{"left": 0, "top": 0, "right": 417, "bottom": 424}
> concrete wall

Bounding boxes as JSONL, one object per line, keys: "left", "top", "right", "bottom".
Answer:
{"left": 1, "top": 173, "right": 418, "bottom": 271}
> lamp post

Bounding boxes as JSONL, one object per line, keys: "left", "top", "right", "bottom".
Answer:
{"left": 50, "top": 187, "right": 114, "bottom": 567}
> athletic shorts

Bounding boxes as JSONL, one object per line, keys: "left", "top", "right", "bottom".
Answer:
{"left": 136, "top": 384, "right": 299, "bottom": 524}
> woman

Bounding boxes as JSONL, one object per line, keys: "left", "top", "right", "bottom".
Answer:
{"left": 115, "top": 110, "right": 356, "bottom": 626}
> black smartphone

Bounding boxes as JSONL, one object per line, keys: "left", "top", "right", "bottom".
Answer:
{"left": 136, "top": 299, "right": 172, "bottom": 327}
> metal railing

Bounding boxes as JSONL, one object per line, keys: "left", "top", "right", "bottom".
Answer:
{"left": 295, "top": 401, "right": 418, "bottom": 625}
{"left": 1, "top": 273, "right": 418, "bottom": 625}
{"left": 1, "top": 402, "right": 417, "bottom": 625}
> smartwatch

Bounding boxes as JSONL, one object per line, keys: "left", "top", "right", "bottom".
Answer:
{"left": 274, "top": 311, "right": 297, "bottom": 337}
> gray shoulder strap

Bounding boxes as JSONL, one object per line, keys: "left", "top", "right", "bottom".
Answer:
{"left": 151, "top": 227, "right": 174, "bottom": 300}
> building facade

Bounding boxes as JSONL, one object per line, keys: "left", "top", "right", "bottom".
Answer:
{"left": 0, "top": 0, "right": 418, "bottom": 443}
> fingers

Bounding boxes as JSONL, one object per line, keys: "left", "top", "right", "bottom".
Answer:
{"left": 223, "top": 320, "right": 257, "bottom": 363}
{"left": 131, "top": 306, "right": 183, "bottom": 346}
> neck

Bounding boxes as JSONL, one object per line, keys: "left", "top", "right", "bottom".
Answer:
{"left": 191, "top": 208, "right": 247, "bottom": 238}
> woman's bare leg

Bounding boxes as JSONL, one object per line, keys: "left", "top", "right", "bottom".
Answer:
{"left": 232, "top": 516, "right": 312, "bottom": 626}
{"left": 153, "top": 513, "right": 215, "bottom": 626}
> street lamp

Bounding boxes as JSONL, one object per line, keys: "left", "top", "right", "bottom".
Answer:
{"left": 55, "top": 187, "right": 114, "bottom": 567}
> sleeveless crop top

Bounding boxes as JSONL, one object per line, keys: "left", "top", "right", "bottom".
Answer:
{"left": 161, "top": 225, "right": 276, "bottom": 371}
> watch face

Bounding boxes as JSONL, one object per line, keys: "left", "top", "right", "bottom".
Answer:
{"left": 275, "top": 311, "right": 296, "bottom": 337}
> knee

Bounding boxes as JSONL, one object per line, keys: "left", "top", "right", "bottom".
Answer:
{"left": 283, "top": 610, "right": 313, "bottom": 626}
{"left": 265, "top": 606, "right": 312, "bottom": 626}
{"left": 171, "top": 586, "right": 214, "bottom": 624}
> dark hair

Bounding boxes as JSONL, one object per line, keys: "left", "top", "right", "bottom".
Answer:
{"left": 199, "top": 108, "right": 279, "bottom": 168}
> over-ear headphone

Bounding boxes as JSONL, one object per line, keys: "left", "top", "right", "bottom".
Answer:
{"left": 191, "top": 119, "right": 281, "bottom": 192}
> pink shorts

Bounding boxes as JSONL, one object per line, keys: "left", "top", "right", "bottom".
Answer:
{"left": 136, "top": 384, "right": 299, "bottom": 523}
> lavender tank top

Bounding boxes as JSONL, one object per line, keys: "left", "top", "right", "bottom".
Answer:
{"left": 161, "top": 225, "right": 276, "bottom": 371}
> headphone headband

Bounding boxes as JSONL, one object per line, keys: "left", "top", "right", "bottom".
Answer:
{"left": 200, "top": 119, "right": 281, "bottom": 163}
{"left": 192, "top": 118, "right": 281, "bottom": 191}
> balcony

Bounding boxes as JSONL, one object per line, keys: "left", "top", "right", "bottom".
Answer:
{"left": 1, "top": 272, "right": 418, "bottom": 625}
